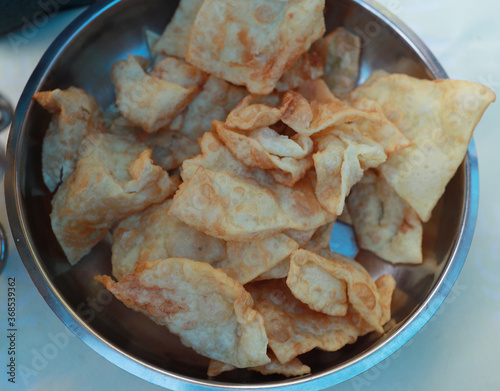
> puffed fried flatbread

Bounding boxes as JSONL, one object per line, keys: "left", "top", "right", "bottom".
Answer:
{"left": 348, "top": 98, "right": 411, "bottom": 155}
{"left": 214, "top": 121, "right": 313, "bottom": 186}
{"left": 276, "top": 51, "right": 324, "bottom": 92}
{"left": 111, "top": 54, "right": 198, "bottom": 133}
{"left": 254, "top": 259, "right": 290, "bottom": 281}
{"left": 173, "top": 132, "right": 334, "bottom": 241}
{"left": 215, "top": 234, "right": 298, "bottom": 285}
{"left": 186, "top": 0, "right": 325, "bottom": 94}
{"left": 313, "top": 27, "right": 361, "bottom": 99}
{"left": 112, "top": 198, "right": 226, "bottom": 280}
{"left": 287, "top": 249, "right": 392, "bottom": 332}
{"left": 51, "top": 133, "right": 176, "bottom": 264}
{"left": 225, "top": 94, "right": 282, "bottom": 131}
{"left": 95, "top": 258, "right": 270, "bottom": 368}
{"left": 348, "top": 73, "right": 496, "bottom": 221}
{"left": 312, "top": 127, "right": 387, "bottom": 215}
{"left": 150, "top": 56, "right": 208, "bottom": 88}
{"left": 280, "top": 80, "right": 380, "bottom": 136}
{"left": 152, "top": 0, "right": 204, "bottom": 59}
{"left": 347, "top": 170, "right": 422, "bottom": 264}
{"left": 304, "top": 221, "right": 335, "bottom": 253}
{"left": 34, "top": 87, "right": 105, "bottom": 192}
{"left": 179, "top": 75, "right": 248, "bottom": 141}
{"left": 207, "top": 353, "right": 310, "bottom": 377}
{"left": 247, "top": 278, "right": 393, "bottom": 364}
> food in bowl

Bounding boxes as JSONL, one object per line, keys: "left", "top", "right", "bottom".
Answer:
{"left": 31, "top": 0, "right": 495, "bottom": 380}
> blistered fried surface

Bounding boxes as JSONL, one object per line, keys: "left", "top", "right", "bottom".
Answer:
{"left": 349, "top": 73, "right": 496, "bottom": 221}
{"left": 150, "top": 56, "right": 208, "bottom": 88}
{"left": 112, "top": 199, "right": 226, "bottom": 280}
{"left": 111, "top": 54, "right": 198, "bottom": 133}
{"left": 34, "top": 87, "right": 105, "bottom": 192}
{"left": 179, "top": 75, "right": 248, "bottom": 141}
{"left": 51, "top": 133, "right": 176, "bottom": 264}
{"left": 313, "top": 27, "right": 361, "bottom": 99}
{"left": 152, "top": 0, "right": 204, "bottom": 58}
{"left": 214, "top": 121, "right": 313, "bottom": 186}
{"left": 347, "top": 171, "right": 422, "bottom": 264}
{"left": 216, "top": 234, "right": 298, "bottom": 284}
{"left": 95, "top": 258, "right": 270, "bottom": 368}
{"left": 312, "top": 127, "right": 386, "bottom": 215}
{"left": 280, "top": 80, "right": 380, "bottom": 136}
{"left": 276, "top": 51, "right": 324, "bottom": 92}
{"left": 174, "top": 132, "right": 334, "bottom": 240}
{"left": 225, "top": 94, "right": 282, "bottom": 131}
{"left": 287, "top": 249, "right": 391, "bottom": 332}
{"left": 247, "top": 279, "right": 381, "bottom": 364}
{"left": 186, "top": 0, "right": 325, "bottom": 94}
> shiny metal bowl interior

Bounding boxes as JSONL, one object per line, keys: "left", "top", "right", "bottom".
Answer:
{"left": 5, "top": 0, "right": 478, "bottom": 389}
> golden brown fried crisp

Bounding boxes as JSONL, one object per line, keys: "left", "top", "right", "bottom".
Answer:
{"left": 207, "top": 353, "right": 310, "bottom": 377}
{"left": 215, "top": 234, "right": 299, "bottom": 285}
{"left": 51, "top": 133, "right": 176, "bottom": 264}
{"left": 111, "top": 54, "right": 198, "bottom": 133}
{"left": 153, "top": 0, "right": 204, "bottom": 58}
{"left": 225, "top": 94, "right": 282, "bottom": 131}
{"left": 172, "top": 132, "right": 334, "bottom": 241}
{"left": 247, "top": 278, "right": 393, "bottom": 364}
{"left": 186, "top": 0, "right": 325, "bottom": 94}
{"left": 34, "top": 87, "right": 105, "bottom": 192}
{"left": 347, "top": 170, "right": 423, "bottom": 264}
{"left": 214, "top": 121, "right": 314, "bottom": 187}
{"left": 313, "top": 27, "right": 361, "bottom": 99}
{"left": 276, "top": 51, "right": 324, "bottom": 92}
{"left": 150, "top": 56, "right": 208, "bottom": 88}
{"left": 95, "top": 258, "right": 270, "bottom": 368}
{"left": 312, "top": 127, "right": 387, "bottom": 216}
{"left": 287, "top": 249, "right": 391, "bottom": 332}
{"left": 178, "top": 75, "right": 248, "bottom": 141}
{"left": 112, "top": 198, "right": 226, "bottom": 280}
{"left": 280, "top": 80, "right": 380, "bottom": 136}
{"left": 349, "top": 73, "right": 496, "bottom": 221}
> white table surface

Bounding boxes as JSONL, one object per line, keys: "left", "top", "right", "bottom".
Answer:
{"left": 1, "top": 1, "right": 499, "bottom": 390}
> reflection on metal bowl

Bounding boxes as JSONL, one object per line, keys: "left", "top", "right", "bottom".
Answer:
{"left": 5, "top": 0, "right": 478, "bottom": 389}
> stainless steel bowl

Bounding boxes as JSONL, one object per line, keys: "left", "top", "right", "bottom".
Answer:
{"left": 5, "top": 0, "right": 478, "bottom": 389}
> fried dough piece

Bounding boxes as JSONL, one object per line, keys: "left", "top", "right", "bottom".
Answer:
{"left": 51, "top": 133, "right": 176, "bottom": 264}
{"left": 214, "top": 121, "right": 313, "bottom": 186}
{"left": 276, "top": 51, "right": 324, "bottom": 92}
{"left": 280, "top": 80, "right": 380, "bottom": 136}
{"left": 247, "top": 278, "right": 393, "bottom": 364}
{"left": 312, "top": 127, "right": 387, "bottom": 216}
{"left": 215, "top": 234, "right": 298, "bottom": 285}
{"left": 150, "top": 56, "right": 208, "bottom": 88}
{"left": 284, "top": 228, "right": 318, "bottom": 248}
{"left": 225, "top": 94, "right": 282, "bottom": 131}
{"left": 34, "top": 87, "right": 105, "bottom": 192}
{"left": 95, "top": 258, "right": 270, "bottom": 368}
{"left": 348, "top": 98, "right": 411, "bottom": 155}
{"left": 287, "top": 249, "right": 391, "bottom": 332}
{"left": 112, "top": 199, "right": 226, "bottom": 280}
{"left": 347, "top": 170, "right": 423, "bottom": 264}
{"left": 111, "top": 54, "right": 198, "bottom": 133}
{"left": 207, "top": 353, "right": 310, "bottom": 377}
{"left": 173, "top": 133, "right": 334, "bottom": 241}
{"left": 186, "top": 0, "right": 325, "bottom": 94}
{"left": 304, "top": 221, "right": 335, "bottom": 253}
{"left": 179, "top": 75, "right": 248, "bottom": 141}
{"left": 348, "top": 73, "right": 496, "bottom": 221}
{"left": 153, "top": 0, "right": 204, "bottom": 59}
{"left": 313, "top": 27, "right": 361, "bottom": 99}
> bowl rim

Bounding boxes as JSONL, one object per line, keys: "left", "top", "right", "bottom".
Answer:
{"left": 5, "top": 0, "right": 479, "bottom": 389}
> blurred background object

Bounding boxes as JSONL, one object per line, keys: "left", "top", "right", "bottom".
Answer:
{"left": 0, "top": 0, "right": 96, "bottom": 35}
